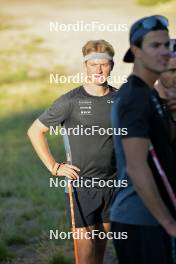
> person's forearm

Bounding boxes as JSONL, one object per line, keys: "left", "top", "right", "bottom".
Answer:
{"left": 27, "top": 128, "right": 56, "bottom": 173}
{"left": 127, "top": 164, "right": 175, "bottom": 230}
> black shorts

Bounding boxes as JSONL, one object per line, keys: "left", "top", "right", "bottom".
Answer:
{"left": 111, "top": 222, "right": 175, "bottom": 264}
{"left": 65, "top": 187, "right": 116, "bottom": 228}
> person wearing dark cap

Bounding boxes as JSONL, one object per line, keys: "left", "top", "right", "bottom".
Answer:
{"left": 155, "top": 45, "right": 176, "bottom": 157}
{"left": 155, "top": 47, "right": 176, "bottom": 122}
{"left": 111, "top": 15, "right": 176, "bottom": 264}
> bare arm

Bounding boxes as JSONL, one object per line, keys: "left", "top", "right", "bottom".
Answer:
{"left": 27, "top": 119, "right": 80, "bottom": 179}
{"left": 123, "top": 137, "right": 176, "bottom": 236}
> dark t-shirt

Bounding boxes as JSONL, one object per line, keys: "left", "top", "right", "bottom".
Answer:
{"left": 111, "top": 75, "right": 176, "bottom": 225}
{"left": 39, "top": 85, "right": 117, "bottom": 191}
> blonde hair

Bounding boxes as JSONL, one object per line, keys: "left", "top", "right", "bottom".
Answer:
{"left": 82, "top": 40, "right": 115, "bottom": 57}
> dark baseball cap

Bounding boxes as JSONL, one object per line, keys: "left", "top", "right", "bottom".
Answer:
{"left": 123, "top": 15, "right": 169, "bottom": 63}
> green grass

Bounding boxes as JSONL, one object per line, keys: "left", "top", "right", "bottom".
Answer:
{"left": 137, "top": 0, "right": 172, "bottom": 5}
{"left": 6, "top": 234, "right": 27, "bottom": 246}
{"left": 0, "top": 13, "right": 17, "bottom": 31}
{"left": 0, "top": 243, "right": 16, "bottom": 261}
{"left": 47, "top": 253, "right": 72, "bottom": 264}
{"left": 0, "top": 97, "right": 73, "bottom": 262}
{"left": 0, "top": 14, "right": 75, "bottom": 262}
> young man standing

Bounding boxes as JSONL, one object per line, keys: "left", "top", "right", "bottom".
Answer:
{"left": 27, "top": 40, "right": 117, "bottom": 264}
{"left": 111, "top": 16, "right": 176, "bottom": 263}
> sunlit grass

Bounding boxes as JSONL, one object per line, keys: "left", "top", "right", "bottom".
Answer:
{"left": 0, "top": 82, "right": 73, "bottom": 262}
{"left": 137, "top": 0, "right": 171, "bottom": 5}
{"left": 0, "top": 13, "right": 17, "bottom": 31}
{"left": 0, "top": 16, "right": 74, "bottom": 262}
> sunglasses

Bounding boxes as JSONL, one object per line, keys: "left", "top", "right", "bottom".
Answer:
{"left": 132, "top": 16, "right": 169, "bottom": 43}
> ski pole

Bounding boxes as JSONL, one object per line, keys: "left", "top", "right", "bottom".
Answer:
{"left": 63, "top": 133, "right": 79, "bottom": 264}
{"left": 149, "top": 144, "right": 176, "bottom": 264}
{"left": 149, "top": 144, "right": 176, "bottom": 211}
